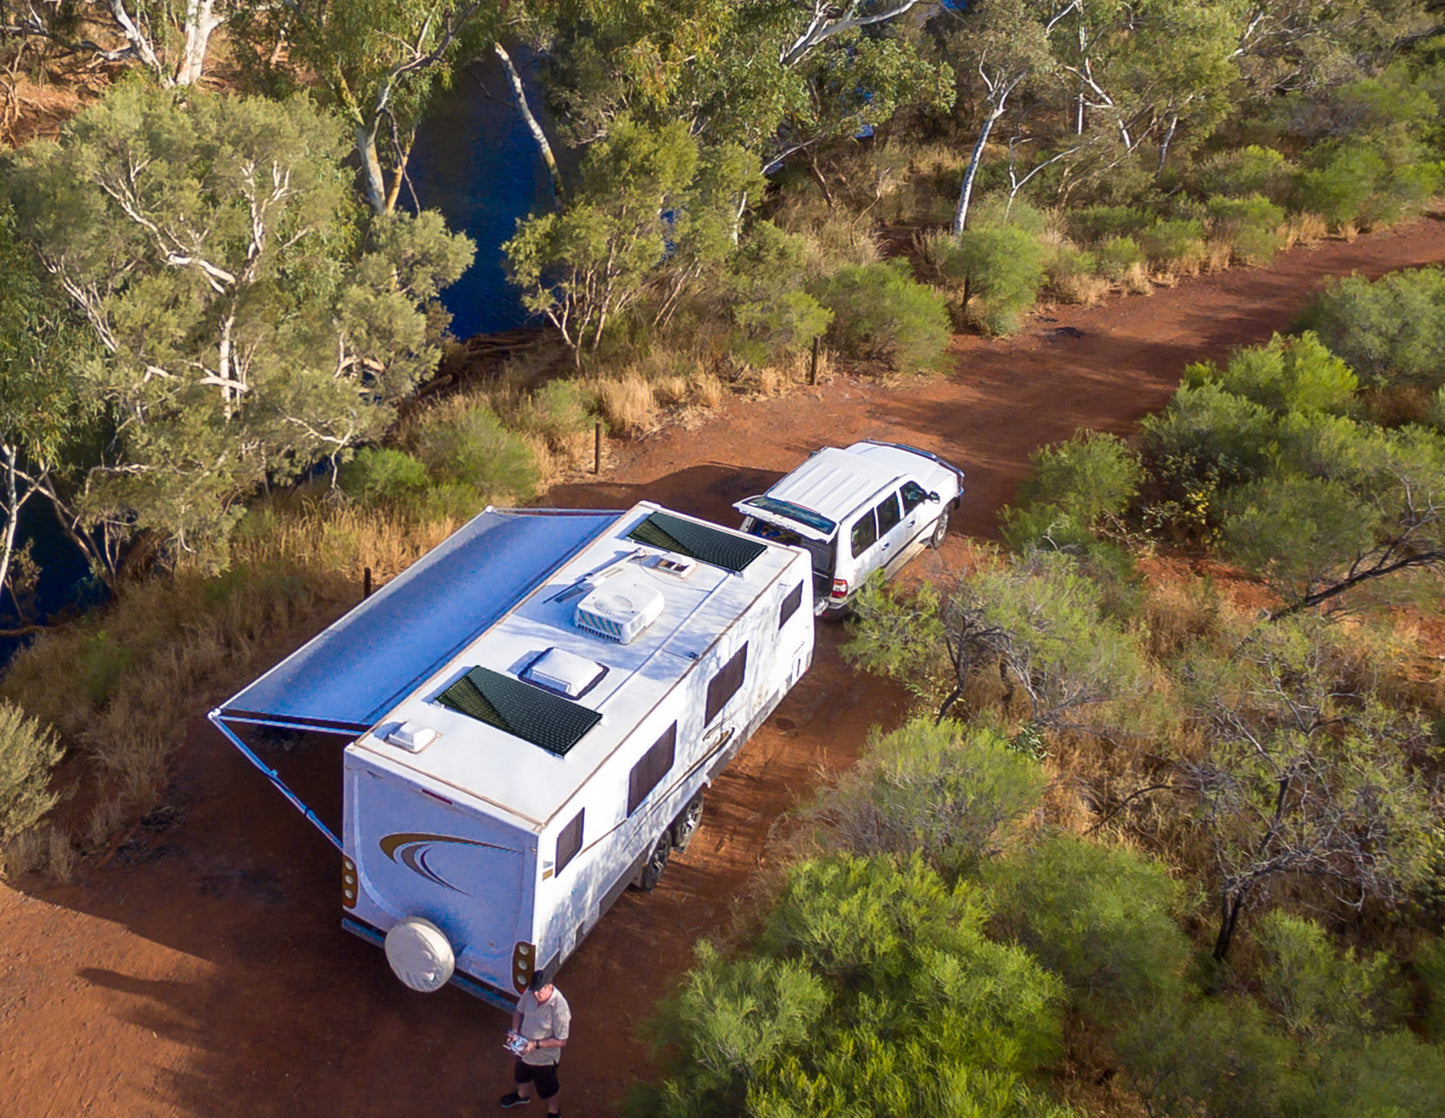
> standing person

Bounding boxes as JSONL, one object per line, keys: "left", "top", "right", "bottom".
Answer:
{"left": 499, "top": 971, "right": 571, "bottom": 1115}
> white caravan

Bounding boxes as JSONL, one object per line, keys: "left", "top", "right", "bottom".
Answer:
{"left": 211, "top": 503, "right": 814, "bottom": 1009}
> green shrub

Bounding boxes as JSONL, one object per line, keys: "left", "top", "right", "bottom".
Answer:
{"left": 1205, "top": 194, "right": 1285, "bottom": 264}
{"left": 1294, "top": 144, "right": 1386, "bottom": 227}
{"left": 519, "top": 379, "right": 597, "bottom": 447}
{"left": 726, "top": 220, "right": 833, "bottom": 366}
{"left": 1195, "top": 332, "right": 1358, "bottom": 415}
{"left": 1360, "top": 160, "right": 1444, "bottom": 227}
{"left": 933, "top": 225, "right": 1048, "bottom": 335}
{"left": 78, "top": 630, "right": 133, "bottom": 705}
{"left": 1094, "top": 235, "right": 1142, "bottom": 279}
{"left": 338, "top": 447, "right": 430, "bottom": 508}
{"left": 0, "top": 700, "right": 62, "bottom": 844}
{"left": 809, "top": 718, "right": 1047, "bottom": 879}
{"left": 983, "top": 832, "right": 1190, "bottom": 1015}
{"left": 812, "top": 259, "right": 951, "bottom": 372}
{"left": 409, "top": 405, "right": 538, "bottom": 505}
{"left": 635, "top": 853, "right": 1073, "bottom": 1118}
{"left": 1012, "top": 430, "right": 1144, "bottom": 528}
{"left": 1417, "top": 935, "right": 1445, "bottom": 1043}
{"left": 1252, "top": 911, "right": 1403, "bottom": 1040}
{"left": 1140, "top": 217, "right": 1207, "bottom": 269}
{"left": 1067, "top": 204, "right": 1151, "bottom": 244}
{"left": 1195, "top": 145, "right": 1293, "bottom": 203}
{"left": 1302, "top": 267, "right": 1445, "bottom": 388}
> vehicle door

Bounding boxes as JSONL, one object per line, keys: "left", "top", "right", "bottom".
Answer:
{"left": 872, "top": 489, "right": 913, "bottom": 577}
{"left": 897, "top": 479, "right": 934, "bottom": 548}
{"left": 842, "top": 505, "right": 880, "bottom": 595}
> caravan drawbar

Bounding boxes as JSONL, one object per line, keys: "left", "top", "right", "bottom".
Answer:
{"left": 211, "top": 503, "right": 814, "bottom": 1009}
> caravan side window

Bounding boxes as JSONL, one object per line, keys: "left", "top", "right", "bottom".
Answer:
{"left": 705, "top": 644, "right": 749, "bottom": 725}
{"left": 628, "top": 723, "right": 677, "bottom": 816}
{"left": 556, "top": 809, "right": 584, "bottom": 875}
{"left": 779, "top": 583, "right": 803, "bottom": 628}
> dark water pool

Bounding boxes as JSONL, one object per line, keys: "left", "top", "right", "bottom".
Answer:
{"left": 408, "top": 50, "right": 555, "bottom": 339}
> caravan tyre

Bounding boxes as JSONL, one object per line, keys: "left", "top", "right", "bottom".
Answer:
{"left": 671, "top": 793, "right": 705, "bottom": 853}
{"left": 384, "top": 916, "right": 455, "bottom": 993}
{"left": 637, "top": 831, "right": 672, "bottom": 892}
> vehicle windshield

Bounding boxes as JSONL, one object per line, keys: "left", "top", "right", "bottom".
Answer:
{"left": 742, "top": 496, "right": 836, "bottom": 535}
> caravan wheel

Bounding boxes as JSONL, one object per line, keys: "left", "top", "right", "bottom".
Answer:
{"left": 671, "top": 793, "right": 705, "bottom": 853}
{"left": 637, "top": 831, "right": 673, "bottom": 892}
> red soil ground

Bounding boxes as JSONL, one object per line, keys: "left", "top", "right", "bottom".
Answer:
{"left": 3, "top": 217, "right": 1445, "bottom": 1118}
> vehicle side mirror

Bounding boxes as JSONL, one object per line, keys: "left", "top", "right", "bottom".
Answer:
{"left": 927, "top": 491, "right": 940, "bottom": 503}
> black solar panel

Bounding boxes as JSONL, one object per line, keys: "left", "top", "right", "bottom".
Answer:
{"left": 628, "top": 511, "right": 766, "bottom": 573}
{"left": 435, "top": 667, "right": 601, "bottom": 756}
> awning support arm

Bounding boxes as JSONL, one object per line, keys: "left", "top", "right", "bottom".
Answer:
{"left": 207, "top": 709, "right": 344, "bottom": 852}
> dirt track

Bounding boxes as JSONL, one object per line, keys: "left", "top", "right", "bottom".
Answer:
{"left": 3, "top": 217, "right": 1445, "bottom": 1118}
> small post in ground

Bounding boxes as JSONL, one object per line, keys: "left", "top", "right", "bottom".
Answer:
{"left": 363, "top": 566, "right": 373, "bottom": 599}
{"left": 809, "top": 336, "right": 819, "bottom": 386}
{"left": 594, "top": 420, "right": 603, "bottom": 474}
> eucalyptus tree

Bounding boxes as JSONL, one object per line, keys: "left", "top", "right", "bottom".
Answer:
{"left": 7, "top": 84, "right": 473, "bottom": 573}
{"left": 1, "top": 0, "right": 226, "bottom": 85}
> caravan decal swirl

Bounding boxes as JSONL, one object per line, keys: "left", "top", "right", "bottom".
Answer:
{"left": 379, "top": 832, "right": 511, "bottom": 894}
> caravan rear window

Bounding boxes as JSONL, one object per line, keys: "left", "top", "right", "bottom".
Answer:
{"left": 705, "top": 644, "right": 748, "bottom": 725}
{"left": 628, "top": 723, "right": 677, "bottom": 816}
{"left": 556, "top": 809, "right": 584, "bottom": 875}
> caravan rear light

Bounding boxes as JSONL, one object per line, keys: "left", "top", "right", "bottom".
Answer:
{"left": 830, "top": 578, "right": 848, "bottom": 600}
{"left": 342, "top": 856, "right": 358, "bottom": 908}
{"left": 512, "top": 941, "right": 536, "bottom": 992}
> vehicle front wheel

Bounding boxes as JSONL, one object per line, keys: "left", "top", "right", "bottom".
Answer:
{"left": 671, "top": 793, "right": 704, "bottom": 853}
{"left": 636, "top": 831, "right": 673, "bottom": 892}
{"left": 929, "top": 508, "right": 950, "bottom": 548}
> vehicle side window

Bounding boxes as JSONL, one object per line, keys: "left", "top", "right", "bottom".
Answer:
{"left": 628, "top": 723, "right": 677, "bottom": 816}
{"left": 556, "top": 809, "right": 584, "bottom": 875}
{"left": 705, "top": 644, "right": 748, "bottom": 724}
{"left": 900, "top": 481, "right": 929, "bottom": 514}
{"left": 850, "top": 511, "right": 878, "bottom": 557}
{"left": 876, "top": 492, "right": 901, "bottom": 535}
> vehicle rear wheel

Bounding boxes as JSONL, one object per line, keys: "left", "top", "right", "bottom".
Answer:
{"left": 929, "top": 508, "right": 950, "bottom": 548}
{"left": 636, "top": 831, "right": 673, "bottom": 892}
{"left": 671, "top": 793, "right": 705, "bottom": 853}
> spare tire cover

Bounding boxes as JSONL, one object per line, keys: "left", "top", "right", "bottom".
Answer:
{"left": 384, "top": 916, "right": 456, "bottom": 992}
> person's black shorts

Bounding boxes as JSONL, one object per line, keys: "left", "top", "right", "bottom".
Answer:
{"left": 514, "top": 1058, "right": 561, "bottom": 1099}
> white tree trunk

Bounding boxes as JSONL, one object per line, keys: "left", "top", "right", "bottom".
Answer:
{"left": 175, "top": 0, "right": 222, "bottom": 86}
{"left": 493, "top": 42, "right": 561, "bottom": 201}
{"left": 954, "top": 110, "right": 1001, "bottom": 236}
{"left": 356, "top": 125, "right": 389, "bottom": 215}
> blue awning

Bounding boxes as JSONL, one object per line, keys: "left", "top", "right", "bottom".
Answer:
{"left": 217, "top": 507, "right": 621, "bottom": 734}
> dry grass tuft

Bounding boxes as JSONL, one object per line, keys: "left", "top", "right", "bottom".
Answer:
{"left": 1283, "top": 212, "right": 1329, "bottom": 247}
{"left": 1121, "top": 262, "right": 1154, "bottom": 294}
{"left": 590, "top": 373, "right": 659, "bottom": 436}
{"left": 1201, "top": 239, "right": 1235, "bottom": 272}
{"left": 1053, "top": 272, "right": 1113, "bottom": 307}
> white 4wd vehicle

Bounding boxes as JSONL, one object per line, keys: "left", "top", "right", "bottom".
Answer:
{"left": 735, "top": 441, "right": 965, "bottom": 615}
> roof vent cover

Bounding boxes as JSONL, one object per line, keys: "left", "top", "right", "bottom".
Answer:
{"left": 575, "top": 571, "right": 665, "bottom": 644}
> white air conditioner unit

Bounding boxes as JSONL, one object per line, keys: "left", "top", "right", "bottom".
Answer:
{"left": 575, "top": 571, "right": 665, "bottom": 644}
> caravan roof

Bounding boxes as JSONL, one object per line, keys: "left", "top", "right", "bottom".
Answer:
{"left": 218, "top": 503, "right": 804, "bottom": 832}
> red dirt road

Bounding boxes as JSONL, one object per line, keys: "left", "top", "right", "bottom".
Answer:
{"left": 3, "top": 217, "right": 1444, "bottom": 1118}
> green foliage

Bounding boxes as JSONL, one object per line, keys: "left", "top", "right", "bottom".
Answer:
{"left": 1205, "top": 194, "right": 1286, "bottom": 264}
{"left": 1139, "top": 217, "right": 1207, "bottom": 269}
{"left": 1417, "top": 935, "right": 1445, "bottom": 1043}
{"left": 1009, "top": 431, "right": 1144, "bottom": 531}
{"left": 1252, "top": 911, "right": 1403, "bottom": 1039}
{"left": 1302, "top": 267, "right": 1445, "bottom": 389}
{"left": 78, "top": 630, "right": 134, "bottom": 706}
{"left": 1094, "top": 235, "right": 1143, "bottom": 279}
{"left": 810, "top": 717, "right": 1047, "bottom": 879}
{"left": 0, "top": 700, "right": 62, "bottom": 843}
{"left": 1195, "top": 145, "right": 1293, "bottom": 204}
{"left": 847, "top": 552, "right": 1145, "bottom": 728}
{"left": 1294, "top": 143, "right": 1387, "bottom": 227}
{"left": 725, "top": 221, "right": 832, "bottom": 366}
{"left": 984, "top": 832, "right": 1190, "bottom": 1014}
{"left": 1067, "top": 205, "right": 1151, "bottom": 244}
{"left": 811, "top": 259, "right": 951, "bottom": 373}
{"left": 933, "top": 225, "right": 1048, "bottom": 335}
{"left": 635, "top": 854, "right": 1072, "bottom": 1118}
{"left": 1190, "top": 332, "right": 1358, "bottom": 415}
{"left": 7, "top": 83, "right": 471, "bottom": 572}
{"left": 338, "top": 448, "right": 430, "bottom": 508}
{"left": 408, "top": 405, "right": 537, "bottom": 507}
